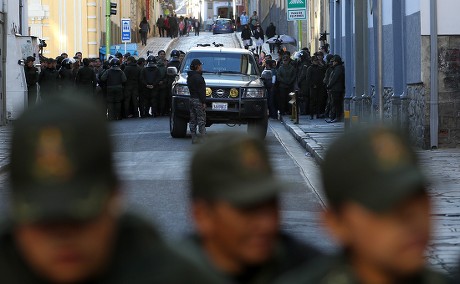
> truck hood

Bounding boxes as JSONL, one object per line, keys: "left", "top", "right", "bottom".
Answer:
{"left": 176, "top": 73, "right": 264, "bottom": 88}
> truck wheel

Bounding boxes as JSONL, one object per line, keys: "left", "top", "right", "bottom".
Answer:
{"left": 170, "top": 111, "right": 188, "bottom": 138}
{"left": 247, "top": 116, "right": 268, "bottom": 139}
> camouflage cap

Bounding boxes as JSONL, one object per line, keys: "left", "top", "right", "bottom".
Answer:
{"left": 10, "top": 96, "right": 117, "bottom": 223}
{"left": 321, "top": 126, "right": 427, "bottom": 213}
{"left": 190, "top": 133, "right": 282, "bottom": 207}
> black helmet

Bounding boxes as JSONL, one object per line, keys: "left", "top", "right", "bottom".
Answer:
{"left": 110, "top": 58, "right": 120, "bottom": 66}
{"left": 170, "top": 50, "right": 180, "bottom": 58}
{"left": 332, "top": 55, "right": 343, "bottom": 64}
{"left": 61, "top": 58, "right": 75, "bottom": 69}
{"left": 146, "top": 55, "right": 157, "bottom": 63}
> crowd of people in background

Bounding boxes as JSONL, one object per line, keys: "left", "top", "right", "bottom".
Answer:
{"left": 156, "top": 14, "right": 201, "bottom": 39}
{"left": 24, "top": 49, "right": 187, "bottom": 122}
{"left": 244, "top": 27, "right": 345, "bottom": 123}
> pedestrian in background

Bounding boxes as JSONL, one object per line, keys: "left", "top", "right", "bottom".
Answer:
{"left": 181, "top": 133, "right": 321, "bottom": 283}
{"left": 253, "top": 24, "right": 264, "bottom": 55}
{"left": 275, "top": 126, "right": 451, "bottom": 284}
{"left": 250, "top": 11, "right": 258, "bottom": 31}
{"left": 194, "top": 18, "right": 201, "bottom": 36}
{"left": 187, "top": 59, "right": 206, "bottom": 144}
{"left": 0, "top": 96, "right": 217, "bottom": 283}
{"left": 240, "top": 11, "right": 249, "bottom": 27}
{"left": 326, "top": 55, "right": 345, "bottom": 123}
{"left": 24, "top": 56, "right": 38, "bottom": 106}
{"left": 156, "top": 15, "right": 165, "bottom": 37}
{"left": 139, "top": 17, "right": 150, "bottom": 46}
{"left": 265, "top": 22, "right": 277, "bottom": 54}
{"left": 241, "top": 24, "right": 252, "bottom": 50}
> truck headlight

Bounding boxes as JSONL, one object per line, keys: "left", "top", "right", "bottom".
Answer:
{"left": 174, "top": 85, "right": 190, "bottom": 96}
{"left": 229, "top": 88, "right": 239, "bottom": 98}
{"left": 243, "top": 88, "right": 265, "bottom": 98}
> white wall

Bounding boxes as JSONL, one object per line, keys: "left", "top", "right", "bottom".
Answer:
{"left": 421, "top": 0, "right": 460, "bottom": 35}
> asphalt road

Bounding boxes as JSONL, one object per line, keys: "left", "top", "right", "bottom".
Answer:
{"left": 112, "top": 116, "right": 335, "bottom": 252}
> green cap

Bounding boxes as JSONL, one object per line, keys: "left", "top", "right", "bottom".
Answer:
{"left": 321, "top": 126, "right": 427, "bottom": 213}
{"left": 190, "top": 133, "right": 282, "bottom": 207}
{"left": 10, "top": 96, "right": 117, "bottom": 223}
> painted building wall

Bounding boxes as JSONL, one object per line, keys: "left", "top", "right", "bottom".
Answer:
{"left": 28, "top": 0, "right": 145, "bottom": 59}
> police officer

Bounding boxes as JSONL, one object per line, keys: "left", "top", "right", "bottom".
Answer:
{"left": 275, "top": 126, "right": 450, "bottom": 284}
{"left": 187, "top": 59, "right": 206, "bottom": 144}
{"left": 156, "top": 52, "right": 168, "bottom": 116}
{"left": 75, "top": 58, "right": 97, "bottom": 97}
{"left": 326, "top": 55, "right": 345, "bottom": 123}
{"left": 0, "top": 96, "right": 217, "bottom": 283}
{"left": 181, "top": 133, "right": 321, "bottom": 283}
{"left": 38, "top": 58, "right": 59, "bottom": 99}
{"left": 306, "top": 56, "right": 324, "bottom": 119}
{"left": 59, "top": 58, "right": 77, "bottom": 95}
{"left": 123, "top": 56, "right": 141, "bottom": 118}
{"left": 100, "top": 58, "right": 127, "bottom": 120}
{"left": 24, "top": 56, "right": 38, "bottom": 106}
{"left": 140, "top": 55, "right": 160, "bottom": 118}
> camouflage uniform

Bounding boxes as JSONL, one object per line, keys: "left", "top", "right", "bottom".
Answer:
{"left": 189, "top": 98, "right": 206, "bottom": 135}
{"left": 187, "top": 59, "right": 207, "bottom": 141}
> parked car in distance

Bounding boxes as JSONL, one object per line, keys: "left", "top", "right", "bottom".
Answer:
{"left": 212, "top": 18, "right": 234, "bottom": 34}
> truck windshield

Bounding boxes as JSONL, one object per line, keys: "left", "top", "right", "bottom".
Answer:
{"left": 182, "top": 53, "right": 259, "bottom": 75}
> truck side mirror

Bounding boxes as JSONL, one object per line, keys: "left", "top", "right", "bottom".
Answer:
{"left": 167, "top": 66, "right": 178, "bottom": 76}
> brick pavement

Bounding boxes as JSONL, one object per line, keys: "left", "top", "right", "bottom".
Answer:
{"left": 281, "top": 115, "right": 460, "bottom": 274}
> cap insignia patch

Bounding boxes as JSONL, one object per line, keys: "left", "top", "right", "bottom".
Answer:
{"left": 33, "top": 127, "right": 74, "bottom": 182}
{"left": 371, "top": 131, "right": 410, "bottom": 170}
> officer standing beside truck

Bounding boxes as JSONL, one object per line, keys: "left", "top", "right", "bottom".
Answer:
{"left": 187, "top": 59, "right": 206, "bottom": 144}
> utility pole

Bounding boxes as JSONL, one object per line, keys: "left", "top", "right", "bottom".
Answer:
{"left": 105, "top": 1, "right": 117, "bottom": 60}
{"left": 106, "top": 0, "right": 111, "bottom": 59}
{"left": 376, "top": 0, "right": 383, "bottom": 121}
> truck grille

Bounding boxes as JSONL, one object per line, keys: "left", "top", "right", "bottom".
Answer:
{"left": 211, "top": 88, "right": 230, "bottom": 98}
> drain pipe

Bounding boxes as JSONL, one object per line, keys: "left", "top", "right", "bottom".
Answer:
{"left": 430, "top": 0, "right": 438, "bottom": 149}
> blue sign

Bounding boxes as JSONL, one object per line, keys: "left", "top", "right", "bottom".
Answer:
{"left": 121, "top": 18, "right": 131, "bottom": 42}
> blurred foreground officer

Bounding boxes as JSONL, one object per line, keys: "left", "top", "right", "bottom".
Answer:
{"left": 0, "top": 96, "right": 216, "bottom": 283}
{"left": 181, "top": 133, "right": 320, "bottom": 283}
{"left": 276, "top": 126, "right": 450, "bottom": 284}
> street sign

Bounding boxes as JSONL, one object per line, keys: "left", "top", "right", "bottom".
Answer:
{"left": 287, "top": 0, "right": 307, "bottom": 21}
{"left": 121, "top": 18, "right": 131, "bottom": 43}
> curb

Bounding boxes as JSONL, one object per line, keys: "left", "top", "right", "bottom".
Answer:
{"left": 164, "top": 37, "right": 179, "bottom": 55}
{"left": 279, "top": 116, "right": 325, "bottom": 164}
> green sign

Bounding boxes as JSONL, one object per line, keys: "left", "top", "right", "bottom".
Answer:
{"left": 288, "top": 0, "right": 306, "bottom": 9}
{"left": 287, "top": 0, "right": 307, "bottom": 21}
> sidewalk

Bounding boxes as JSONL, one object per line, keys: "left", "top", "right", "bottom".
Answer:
{"left": 137, "top": 36, "right": 177, "bottom": 58}
{"left": 281, "top": 115, "right": 460, "bottom": 273}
